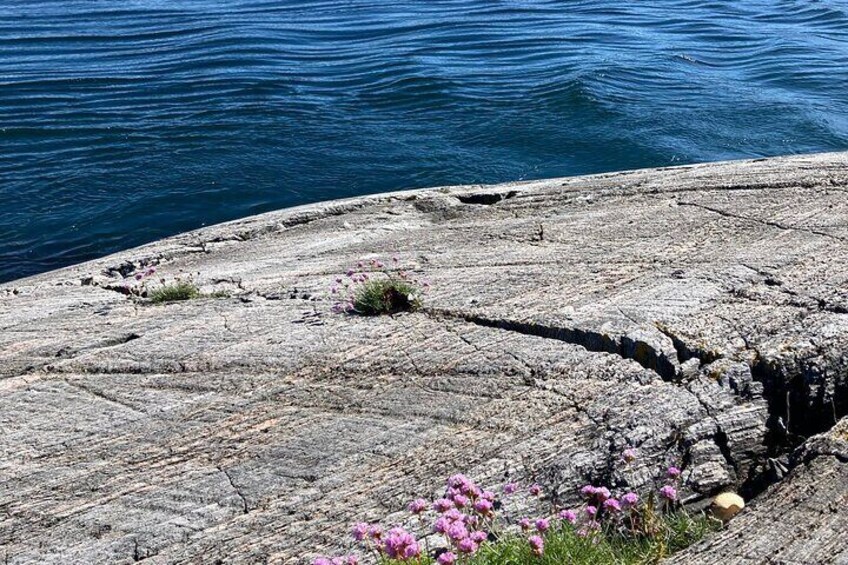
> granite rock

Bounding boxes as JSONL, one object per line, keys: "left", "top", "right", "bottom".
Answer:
{"left": 2, "top": 152, "right": 847, "bottom": 563}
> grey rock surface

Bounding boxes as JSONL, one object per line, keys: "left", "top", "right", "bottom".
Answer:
{"left": 668, "top": 417, "right": 848, "bottom": 565}
{"left": 1, "top": 152, "right": 847, "bottom": 563}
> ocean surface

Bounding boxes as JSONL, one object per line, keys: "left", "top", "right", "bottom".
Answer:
{"left": 2, "top": 1, "right": 848, "bottom": 282}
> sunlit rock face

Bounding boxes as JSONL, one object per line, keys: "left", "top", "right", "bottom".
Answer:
{"left": 2, "top": 152, "right": 847, "bottom": 563}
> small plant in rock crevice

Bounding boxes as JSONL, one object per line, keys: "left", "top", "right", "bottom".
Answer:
{"left": 118, "top": 268, "right": 225, "bottom": 304}
{"left": 312, "top": 450, "right": 722, "bottom": 565}
{"left": 331, "top": 257, "right": 429, "bottom": 316}
{"left": 148, "top": 280, "right": 201, "bottom": 303}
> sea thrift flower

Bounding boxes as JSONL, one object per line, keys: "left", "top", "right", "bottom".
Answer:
{"left": 581, "top": 485, "right": 597, "bottom": 497}
{"left": 503, "top": 482, "right": 518, "bottom": 494}
{"left": 368, "top": 524, "right": 382, "bottom": 539}
{"left": 433, "top": 498, "right": 454, "bottom": 512}
{"left": 453, "top": 494, "right": 469, "bottom": 508}
{"left": 457, "top": 538, "right": 478, "bottom": 554}
{"left": 603, "top": 498, "right": 622, "bottom": 512}
{"left": 473, "top": 499, "right": 493, "bottom": 515}
{"left": 622, "top": 492, "right": 639, "bottom": 506}
{"left": 586, "top": 505, "right": 598, "bottom": 517}
{"left": 433, "top": 517, "right": 450, "bottom": 534}
{"left": 470, "top": 531, "right": 488, "bottom": 543}
{"left": 448, "top": 474, "right": 471, "bottom": 491}
{"left": 623, "top": 448, "right": 637, "bottom": 462}
{"left": 408, "top": 498, "right": 428, "bottom": 514}
{"left": 529, "top": 484, "right": 542, "bottom": 496}
{"left": 351, "top": 522, "right": 368, "bottom": 541}
{"left": 660, "top": 485, "right": 678, "bottom": 500}
{"left": 443, "top": 509, "right": 464, "bottom": 522}
{"left": 559, "top": 509, "right": 578, "bottom": 524}
{"left": 481, "top": 490, "right": 496, "bottom": 501}
{"left": 313, "top": 558, "right": 332, "bottom": 565}
{"left": 667, "top": 466, "right": 682, "bottom": 478}
{"left": 535, "top": 518, "right": 550, "bottom": 532}
{"left": 519, "top": 518, "right": 531, "bottom": 530}
{"left": 344, "top": 557, "right": 358, "bottom": 565}
{"left": 446, "top": 522, "right": 469, "bottom": 541}
{"left": 437, "top": 552, "right": 457, "bottom": 565}
{"left": 595, "top": 487, "right": 611, "bottom": 501}
{"left": 382, "top": 527, "right": 420, "bottom": 559}
{"left": 528, "top": 535, "right": 544, "bottom": 557}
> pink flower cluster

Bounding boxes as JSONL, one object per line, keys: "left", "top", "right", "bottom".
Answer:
{"left": 570, "top": 483, "right": 638, "bottom": 537}
{"left": 119, "top": 265, "right": 161, "bottom": 297}
{"left": 528, "top": 535, "right": 544, "bottom": 556}
{"left": 330, "top": 257, "right": 429, "bottom": 314}
{"left": 430, "top": 474, "right": 495, "bottom": 557}
{"left": 659, "top": 465, "right": 682, "bottom": 502}
{"left": 315, "top": 451, "right": 690, "bottom": 563}
{"left": 134, "top": 266, "right": 157, "bottom": 281}
{"left": 346, "top": 522, "right": 423, "bottom": 562}
{"left": 382, "top": 527, "right": 422, "bottom": 559}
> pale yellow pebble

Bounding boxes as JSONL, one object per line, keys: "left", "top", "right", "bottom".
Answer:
{"left": 712, "top": 492, "right": 745, "bottom": 521}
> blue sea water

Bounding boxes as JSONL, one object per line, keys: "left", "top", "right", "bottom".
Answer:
{"left": 1, "top": 1, "right": 848, "bottom": 282}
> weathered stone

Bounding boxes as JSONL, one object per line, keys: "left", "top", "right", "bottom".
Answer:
{"left": 1, "top": 152, "right": 848, "bottom": 563}
{"left": 671, "top": 418, "right": 848, "bottom": 564}
{"left": 711, "top": 492, "right": 745, "bottom": 521}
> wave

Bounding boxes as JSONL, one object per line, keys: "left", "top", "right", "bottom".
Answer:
{"left": 1, "top": 0, "right": 847, "bottom": 281}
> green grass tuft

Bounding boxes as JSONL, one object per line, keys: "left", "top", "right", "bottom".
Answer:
{"left": 353, "top": 277, "right": 421, "bottom": 315}
{"left": 384, "top": 511, "right": 719, "bottom": 565}
{"left": 148, "top": 281, "right": 201, "bottom": 304}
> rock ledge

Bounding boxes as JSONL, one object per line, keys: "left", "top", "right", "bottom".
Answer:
{"left": 1, "top": 152, "right": 847, "bottom": 563}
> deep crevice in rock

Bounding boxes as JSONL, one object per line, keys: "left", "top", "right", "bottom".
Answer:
{"left": 456, "top": 190, "right": 518, "bottom": 206}
{"left": 749, "top": 355, "right": 846, "bottom": 441}
{"left": 652, "top": 324, "right": 847, "bottom": 502}
{"left": 655, "top": 323, "right": 720, "bottom": 367}
{"left": 430, "top": 308, "right": 846, "bottom": 508}
{"left": 655, "top": 322, "right": 845, "bottom": 443}
{"left": 427, "top": 309, "right": 678, "bottom": 381}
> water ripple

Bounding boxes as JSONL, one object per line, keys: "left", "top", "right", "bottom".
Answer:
{"left": 1, "top": 0, "right": 847, "bottom": 281}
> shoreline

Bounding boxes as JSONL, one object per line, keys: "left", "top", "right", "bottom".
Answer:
{"left": 3, "top": 150, "right": 838, "bottom": 290}
{"left": 2, "top": 151, "right": 847, "bottom": 563}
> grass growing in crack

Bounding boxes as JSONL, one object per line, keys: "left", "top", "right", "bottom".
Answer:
{"left": 331, "top": 257, "right": 429, "bottom": 316}
{"left": 453, "top": 510, "right": 719, "bottom": 565}
{"left": 353, "top": 278, "right": 421, "bottom": 315}
{"left": 116, "top": 268, "right": 231, "bottom": 304}
{"left": 314, "top": 451, "right": 724, "bottom": 565}
{"left": 148, "top": 281, "right": 201, "bottom": 304}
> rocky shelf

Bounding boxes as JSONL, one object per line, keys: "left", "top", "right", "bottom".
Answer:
{"left": 1, "top": 152, "right": 847, "bottom": 564}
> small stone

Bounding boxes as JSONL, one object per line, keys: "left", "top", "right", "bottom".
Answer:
{"left": 680, "top": 358, "right": 701, "bottom": 379}
{"left": 712, "top": 492, "right": 745, "bottom": 521}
